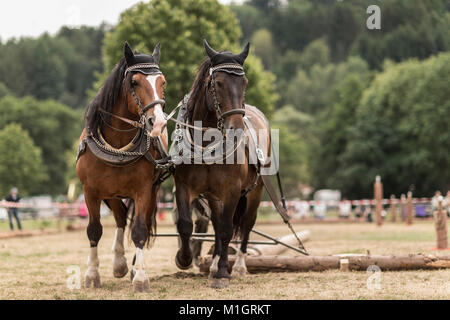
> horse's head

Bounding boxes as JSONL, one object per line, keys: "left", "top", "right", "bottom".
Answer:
{"left": 203, "top": 40, "right": 250, "bottom": 132}
{"left": 123, "top": 42, "right": 167, "bottom": 137}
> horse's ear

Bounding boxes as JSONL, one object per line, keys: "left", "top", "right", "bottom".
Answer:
{"left": 203, "top": 39, "right": 218, "bottom": 59}
{"left": 236, "top": 42, "right": 250, "bottom": 65}
{"left": 124, "top": 41, "right": 134, "bottom": 65}
{"left": 152, "top": 43, "right": 161, "bottom": 65}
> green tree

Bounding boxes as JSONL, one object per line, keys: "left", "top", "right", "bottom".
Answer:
{"left": 0, "top": 25, "right": 106, "bottom": 109}
{"left": 337, "top": 53, "right": 450, "bottom": 197}
{"left": 0, "top": 82, "right": 9, "bottom": 99}
{"left": 0, "top": 96, "right": 82, "bottom": 195}
{"left": 229, "top": 3, "right": 266, "bottom": 42}
{"left": 0, "top": 124, "right": 47, "bottom": 196}
{"left": 311, "top": 73, "right": 372, "bottom": 191}
{"left": 251, "top": 28, "right": 276, "bottom": 69}
{"left": 101, "top": 0, "right": 277, "bottom": 116}
{"left": 271, "top": 105, "right": 312, "bottom": 196}
{"left": 285, "top": 56, "right": 369, "bottom": 114}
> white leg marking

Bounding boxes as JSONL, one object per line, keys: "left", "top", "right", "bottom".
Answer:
{"left": 231, "top": 249, "right": 247, "bottom": 278}
{"left": 132, "top": 248, "right": 150, "bottom": 292}
{"left": 112, "top": 228, "right": 128, "bottom": 278}
{"left": 209, "top": 255, "right": 220, "bottom": 278}
{"left": 85, "top": 247, "right": 101, "bottom": 288}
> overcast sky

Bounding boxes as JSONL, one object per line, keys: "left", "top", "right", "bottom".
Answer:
{"left": 0, "top": 0, "right": 239, "bottom": 41}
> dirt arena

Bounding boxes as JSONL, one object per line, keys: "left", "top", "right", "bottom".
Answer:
{"left": 0, "top": 216, "right": 449, "bottom": 300}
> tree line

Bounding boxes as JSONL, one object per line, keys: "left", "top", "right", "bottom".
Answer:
{"left": 0, "top": 0, "right": 448, "bottom": 198}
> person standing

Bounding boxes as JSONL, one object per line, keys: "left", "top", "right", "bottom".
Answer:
{"left": 339, "top": 198, "right": 351, "bottom": 219}
{"left": 5, "top": 187, "right": 22, "bottom": 231}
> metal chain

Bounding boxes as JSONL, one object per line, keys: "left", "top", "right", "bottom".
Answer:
{"left": 91, "top": 131, "right": 151, "bottom": 157}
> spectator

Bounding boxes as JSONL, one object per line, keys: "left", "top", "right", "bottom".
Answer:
{"left": 314, "top": 201, "right": 326, "bottom": 220}
{"left": 339, "top": 198, "right": 351, "bottom": 219}
{"left": 5, "top": 187, "right": 22, "bottom": 231}
{"left": 364, "top": 205, "right": 373, "bottom": 223}
{"left": 292, "top": 200, "right": 310, "bottom": 219}
{"left": 354, "top": 205, "right": 363, "bottom": 218}
{"left": 431, "top": 190, "right": 442, "bottom": 214}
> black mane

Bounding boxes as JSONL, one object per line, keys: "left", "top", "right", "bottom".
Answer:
{"left": 185, "top": 58, "right": 212, "bottom": 122}
{"left": 85, "top": 57, "right": 132, "bottom": 135}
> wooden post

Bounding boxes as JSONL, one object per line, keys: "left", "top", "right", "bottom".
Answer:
{"left": 406, "top": 191, "right": 413, "bottom": 225}
{"left": 435, "top": 196, "right": 448, "bottom": 249}
{"left": 390, "top": 195, "right": 396, "bottom": 222}
{"left": 400, "top": 194, "right": 406, "bottom": 221}
{"left": 374, "top": 175, "right": 383, "bottom": 226}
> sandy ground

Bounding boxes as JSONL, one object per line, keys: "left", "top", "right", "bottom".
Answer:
{"left": 0, "top": 217, "right": 449, "bottom": 300}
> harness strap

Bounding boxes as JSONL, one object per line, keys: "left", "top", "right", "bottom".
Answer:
{"left": 99, "top": 108, "right": 144, "bottom": 129}
{"left": 142, "top": 99, "right": 166, "bottom": 113}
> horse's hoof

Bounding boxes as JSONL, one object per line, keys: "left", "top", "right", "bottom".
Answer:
{"left": 84, "top": 268, "right": 101, "bottom": 288}
{"left": 113, "top": 256, "right": 128, "bottom": 278}
{"left": 132, "top": 270, "right": 150, "bottom": 293}
{"left": 231, "top": 266, "right": 247, "bottom": 278}
{"left": 210, "top": 278, "right": 229, "bottom": 289}
{"left": 133, "top": 279, "right": 150, "bottom": 293}
{"left": 175, "top": 250, "right": 193, "bottom": 270}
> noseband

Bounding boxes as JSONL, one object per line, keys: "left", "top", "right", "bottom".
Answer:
{"left": 209, "top": 63, "right": 246, "bottom": 132}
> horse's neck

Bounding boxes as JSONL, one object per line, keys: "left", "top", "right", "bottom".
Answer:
{"left": 101, "top": 96, "right": 139, "bottom": 148}
{"left": 191, "top": 97, "right": 217, "bottom": 128}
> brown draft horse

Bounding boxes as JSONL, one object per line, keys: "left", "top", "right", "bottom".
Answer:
{"left": 173, "top": 40, "right": 271, "bottom": 288}
{"left": 76, "top": 42, "right": 167, "bottom": 292}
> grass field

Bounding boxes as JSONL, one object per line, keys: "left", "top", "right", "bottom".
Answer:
{"left": 0, "top": 216, "right": 449, "bottom": 300}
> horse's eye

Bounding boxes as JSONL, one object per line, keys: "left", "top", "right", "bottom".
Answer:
{"left": 131, "top": 80, "right": 138, "bottom": 86}
{"left": 216, "top": 81, "right": 223, "bottom": 88}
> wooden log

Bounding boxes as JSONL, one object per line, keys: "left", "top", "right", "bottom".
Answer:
{"left": 247, "top": 230, "right": 310, "bottom": 256}
{"left": 198, "top": 254, "right": 450, "bottom": 273}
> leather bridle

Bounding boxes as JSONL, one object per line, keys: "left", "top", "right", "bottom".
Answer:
{"left": 208, "top": 63, "right": 246, "bottom": 133}
{"left": 99, "top": 67, "right": 166, "bottom": 134}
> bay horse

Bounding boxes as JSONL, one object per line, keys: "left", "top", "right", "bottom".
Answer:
{"left": 76, "top": 42, "right": 168, "bottom": 292}
{"left": 173, "top": 40, "right": 271, "bottom": 288}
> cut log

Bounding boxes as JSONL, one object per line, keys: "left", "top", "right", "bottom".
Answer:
{"left": 198, "top": 254, "right": 450, "bottom": 274}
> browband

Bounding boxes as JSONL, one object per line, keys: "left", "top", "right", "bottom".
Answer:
{"left": 125, "top": 63, "right": 161, "bottom": 76}
{"left": 209, "top": 63, "right": 245, "bottom": 76}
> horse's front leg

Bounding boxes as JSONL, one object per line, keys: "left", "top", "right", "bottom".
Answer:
{"left": 104, "top": 199, "right": 129, "bottom": 278}
{"left": 210, "top": 193, "right": 240, "bottom": 289}
{"left": 84, "top": 190, "right": 102, "bottom": 288}
{"left": 175, "top": 183, "right": 193, "bottom": 269}
{"left": 130, "top": 193, "right": 152, "bottom": 293}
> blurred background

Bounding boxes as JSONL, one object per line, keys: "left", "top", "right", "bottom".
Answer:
{"left": 0, "top": 0, "right": 448, "bottom": 223}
